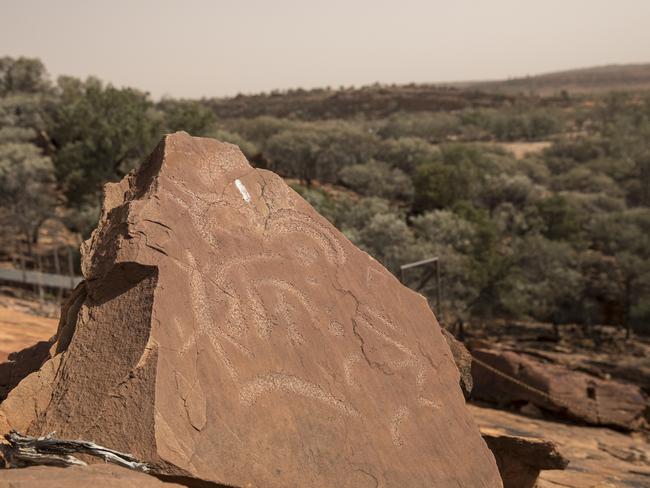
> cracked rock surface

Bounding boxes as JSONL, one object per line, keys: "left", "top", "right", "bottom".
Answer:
{"left": 0, "top": 132, "right": 501, "bottom": 487}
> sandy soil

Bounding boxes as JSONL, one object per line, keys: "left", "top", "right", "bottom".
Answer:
{"left": 0, "top": 297, "right": 58, "bottom": 361}
{"left": 498, "top": 141, "right": 552, "bottom": 159}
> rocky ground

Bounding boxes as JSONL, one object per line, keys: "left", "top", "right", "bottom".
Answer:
{"left": 2, "top": 296, "right": 650, "bottom": 486}
{"left": 465, "top": 320, "right": 650, "bottom": 395}
{"left": 472, "top": 404, "right": 650, "bottom": 487}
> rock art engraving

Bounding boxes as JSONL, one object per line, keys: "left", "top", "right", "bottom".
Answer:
{"left": 391, "top": 406, "right": 410, "bottom": 448}
{"left": 328, "top": 320, "right": 345, "bottom": 337}
{"left": 0, "top": 133, "right": 502, "bottom": 488}
{"left": 267, "top": 209, "right": 347, "bottom": 265}
{"left": 239, "top": 373, "right": 359, "bottom": 417}
{"left": 344, "top": 353, "right": 363, "bottom": 388}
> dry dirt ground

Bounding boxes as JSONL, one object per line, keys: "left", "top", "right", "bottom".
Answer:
{"left": 0, "top": 296, "right": 57, "bottom": 361}
{"left": 497, "top": 141, "right": 552, "bottom": 159}
{"left": 1, "top": 295, "right": 650, "bottom": 486}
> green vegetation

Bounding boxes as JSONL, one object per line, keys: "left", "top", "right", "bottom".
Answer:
{"left": 1, "top": 56, "right": 649, "bottom": 333}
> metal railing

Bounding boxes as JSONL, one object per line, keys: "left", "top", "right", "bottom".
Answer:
{"left": 1, "top": 245, "right": 82, "bottom": 297}
{"left": 0, "top": 267, "right": 82, "bottom": 290}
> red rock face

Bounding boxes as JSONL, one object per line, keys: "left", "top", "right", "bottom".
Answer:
{"left": 472, "top": 348, "right": 649, "bottom": 430}
{"left": 0, "top": 133, "right": 502, "bottom": 487}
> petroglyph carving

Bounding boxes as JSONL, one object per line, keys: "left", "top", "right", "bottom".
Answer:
{"left": 391, "top": 406, "right": 410, "bottom": 448}
{"left": 328, "top": 320, "right": 345, "bottom": 337}
{"left": 344, "top": 353, "right": 363, "bottom": 388}
{"left": 239, "top": 373, "right": 358, "bottom": 417}
{"left": 0, "top": 134, "right": 501, "bottom": 487}
{"left": 267, "top": 209, "right": 347, "bottom": 265}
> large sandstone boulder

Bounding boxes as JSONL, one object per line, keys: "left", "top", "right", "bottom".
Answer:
{"left": 0, "top": 133, "right": 501, "bottom": 487}
{"left": 472, "top": 347, "right": 648, "bottom": 430}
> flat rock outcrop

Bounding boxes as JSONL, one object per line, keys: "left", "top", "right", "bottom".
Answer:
{"left": 471, "top": 404, "right": 650, "bottom": 488}
{"left": 0, "top": 133, "right": 501, "bottom": 486}
{"left": 472, "top": 347, "right": 649, "bottom": 430}
{"left": 0, "top": 464, "right": 184, "bottom": 488}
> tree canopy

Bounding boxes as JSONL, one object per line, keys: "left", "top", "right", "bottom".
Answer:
{"left": 1, "top": 56, "right": 649, "bottom": 332}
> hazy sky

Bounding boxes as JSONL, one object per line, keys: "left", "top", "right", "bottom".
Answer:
{"left": 2, "top": 0, "right": 650, "bottom": 99}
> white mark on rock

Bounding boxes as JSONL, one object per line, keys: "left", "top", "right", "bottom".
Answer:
{"left": 391, "top": 406, "right": 410, "bottom": 448}
{"left": 235, "top": 179, "right": 251, "bottom": 203}
{"left": 239, "top": 373, "right": 359, "bottom": 417}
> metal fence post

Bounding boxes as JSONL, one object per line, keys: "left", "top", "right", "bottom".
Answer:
{"left": 400, "top": 257, "right": 442, "bottom": 322}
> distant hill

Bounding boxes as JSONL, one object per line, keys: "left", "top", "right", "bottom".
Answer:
{"left": 208, "top": 63, "right": 650, "bottom": 120}
{"left": 208, "top": 84, "right": 516, "bottom": 120}
{"left": 457, "top": 63, "right": 650, "bottom": 95}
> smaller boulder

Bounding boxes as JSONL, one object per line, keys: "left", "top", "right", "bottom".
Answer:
{"left": 483, "top": 433, "right": 568, "bottom": 488}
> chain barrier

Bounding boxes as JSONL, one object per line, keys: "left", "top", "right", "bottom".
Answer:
{"left": 471, "top": 352, "right": 650, "bottom": 436}
{"left": 471, "top": 354, "right": 566, "bottom": 407}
